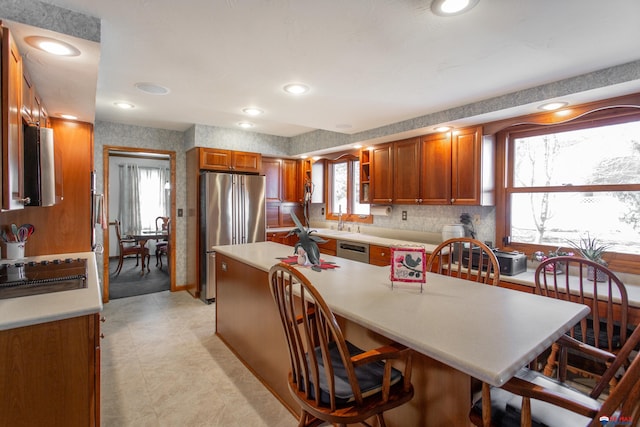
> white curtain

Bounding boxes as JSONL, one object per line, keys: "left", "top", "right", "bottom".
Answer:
{"left": 118, "top": 164, "right": 141, "bottom": 235}
{"left": 119, "top": 164, "right": 169, "bottom": 234}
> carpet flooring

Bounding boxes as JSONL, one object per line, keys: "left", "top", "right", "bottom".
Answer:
{"left": 109, "top": 256, "right": 170, "bottom": 299}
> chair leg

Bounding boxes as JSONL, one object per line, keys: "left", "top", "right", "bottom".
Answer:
{"left": 114, "top": 254, "right": 124, "bottom": 276}
{"left": 146, "top": 253, "right": 150, "bottom": 272}
{"left": 135, "top": 253, "right": 140, "bottom": 267}
{"left": 543, "top": 342, "right": 559, "bottom": 377}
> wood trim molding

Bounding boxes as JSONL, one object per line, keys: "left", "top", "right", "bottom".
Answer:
{"left": 483, "top": 92, "right": 640, "bottom": 135}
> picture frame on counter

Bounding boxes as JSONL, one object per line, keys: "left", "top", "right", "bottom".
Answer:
{"left": 390, "top": 245, "right": 426, "bottom": 291}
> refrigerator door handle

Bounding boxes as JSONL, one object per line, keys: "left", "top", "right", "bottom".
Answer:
{"left": 240, "top": 175, "right": 246, "bottom": 243}
{"left": 232, "top": 175, "right": 238, "bottom": 244}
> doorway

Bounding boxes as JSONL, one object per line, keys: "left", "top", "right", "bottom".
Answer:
{"left": 102, "top": 146, "right": 176, "bottom": 302}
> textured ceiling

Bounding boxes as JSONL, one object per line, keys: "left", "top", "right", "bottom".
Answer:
{"left": 6, "top": 0, "right": 640, "bottom": 139}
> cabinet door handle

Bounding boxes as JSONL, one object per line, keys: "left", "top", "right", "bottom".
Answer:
{"left": 380, "top": 252, "right": 385, "bottom": 257}
{"left": 20, "top": 197, "right": 31, "bottom": 205}
{"left": 451, "top": 198, "right": 455, "bottom": 203}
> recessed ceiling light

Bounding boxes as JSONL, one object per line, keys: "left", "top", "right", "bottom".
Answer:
{"left": 135, "top": 82, "right": 170, "bottom": 95}
{"left": 538, "top": 101, "right": 569, "bottom": 111}
{"left": 242, "top": 107, "right": 264, "bottom": 116}
{"left": 435, "top": 126, "right": 452, "bottom": 132}
{"left": 60, "top": 114, "right": 77, "bottom": 120}
{"left": 25, "top": 36, "right": 81, "bottom": 56}
{"left": 353, "top": 144, "right": 363, "bottom": 149}
{"left": 431, "top": 0, "right": 479, "bottom": 16}
{"left": 283, "top": 83, "right": 310, "bottom": 95}
{"left": 237, "top": 121, "right": 254, "bottom": 129}
{"left": 114, "top": 101, "right": 135, "bottom": 110}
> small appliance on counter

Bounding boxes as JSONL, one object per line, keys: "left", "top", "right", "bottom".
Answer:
{"left": 459, "top": 247, "right": 527, "bottom": 276}
{"left": 493, "top": 250, "right": 527, "bottom": 276}
{"left": 441, "top": 224, "right": 465, "bottom": 241}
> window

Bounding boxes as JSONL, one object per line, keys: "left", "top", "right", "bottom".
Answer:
{"left": 327, "top": 156, "right": 371, "bottom": 222}
{"left": 497, "top": 108, "right": 640, "bottom": 273}
{"left": 138, "top": 167, "right": 170, "bottom": 230}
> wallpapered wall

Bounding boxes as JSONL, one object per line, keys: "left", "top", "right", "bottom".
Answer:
{"left": 93, "top": 121, "right": 186, "bottom": 285}
{"left": 94, "top": 120, "right": 497, "bottom": 288}
{"left": 94, "top": 118, "right": 507, "bottom": 289}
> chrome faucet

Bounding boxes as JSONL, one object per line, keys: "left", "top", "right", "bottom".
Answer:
{"left": 337, "top": 206, "right": 344, "bottom": 231}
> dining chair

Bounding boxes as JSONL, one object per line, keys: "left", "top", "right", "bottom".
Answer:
{"left": 268, "top": 262, "right": 414, "bottom": 427}
{"left": 534, "top": 256, "right": 629, "bottom": 387}
{"left": 155, "top": 216, "right": 170, "bottom": 269}
{"left": 114, "top": 220, "right": 150, "bottom": 275}
{"left": 426, "top": 237, "right": 501, "bottom": 286}
{"left": 426, "top": 237, "right": 501, "bottom": 409}
{"left": 469, "top": 323, "right": 640, "bottom": 427}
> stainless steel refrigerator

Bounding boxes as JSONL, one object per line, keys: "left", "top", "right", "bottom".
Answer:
{"left": 200, "top": 172, "right": 266, "bottom": 302}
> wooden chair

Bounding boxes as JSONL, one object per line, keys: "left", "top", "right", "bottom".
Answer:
{"left": 155, "top": 216, "right": 170, "bottom": 269}
{"left": 114, "top": 220, "right": 150, "bottom": 276}
{"left": 469, "top": 323, "right": 640, "bottom": 427}
{"left": 426, "top": 237, "right": 500, "bottom": 286}
{"left": 534, "top": 256, "right": 629, "bottom": 385}
{"left": 268, "top": 262, "right": 414, "bottom": 427}
{"left": 426, "top": 238, "right": 501, "bottom": 409}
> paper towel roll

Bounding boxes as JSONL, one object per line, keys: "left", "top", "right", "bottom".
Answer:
{"left": 370, "top": 205, "right": 392, "bottom": 216}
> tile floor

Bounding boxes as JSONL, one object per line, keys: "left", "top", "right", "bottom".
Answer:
{"left": 100, "top": 290, "right": 296, "bottom": 426}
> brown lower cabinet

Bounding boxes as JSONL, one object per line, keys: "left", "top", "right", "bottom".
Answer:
{"left": 215, "top": 253, "right": 471, "bottom": 426}
{"left": 0, "top": 313, "right": 101, "bottom": 427}
{"left": 369, "top": 244, "right": 391, "bottom": 266}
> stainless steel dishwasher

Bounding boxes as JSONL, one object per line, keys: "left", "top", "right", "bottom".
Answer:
{"left": 336, "top": 240, "right": 370, "bottom": 263}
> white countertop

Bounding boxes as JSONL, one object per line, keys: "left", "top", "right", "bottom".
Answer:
{"left": 268, "top": 228, "right": 640, "bottom": 308}
{"left": 0, "top": 252, "right": 103, "bottom": 331}
{"left": 268, "top": 226, "right": 440, "bottom": 252}
{"left": 213, "top": 242, "right": 589, "bottom": 387}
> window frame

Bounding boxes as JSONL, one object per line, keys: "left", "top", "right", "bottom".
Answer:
{"left": 495, "top": 103, "right": 640, "bottom": 275}
{"left": 326, "top": 154, "right": 372, "bottom": 224}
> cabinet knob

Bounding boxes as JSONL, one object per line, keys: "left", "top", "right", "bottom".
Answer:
{"left": 451, "top": 198, "right": 455, "bottom": 203}
{"left": 388, "top": 199, "right": 392, "bottom": 202}
{"left": 381, "top": 252, "right": 385, "bottom": 257}
{"left": 20, "top": 197, "right": 31, "bottom": 205}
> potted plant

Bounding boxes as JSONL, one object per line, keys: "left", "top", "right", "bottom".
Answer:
{"left": 532, "top": 247, "right": 574, "bottom": 273}
{"left": 286, "top": 212, "right": 328, "bottom": 271}
{"left": 566, "top": 233, "right": 611, "bottom": 282}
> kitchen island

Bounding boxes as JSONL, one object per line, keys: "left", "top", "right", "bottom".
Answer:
{"left": 0, "top": 252, "right": 103, "bottom": 427}
{"left": 214, "top": 242, "right": 589, "bottom": 426}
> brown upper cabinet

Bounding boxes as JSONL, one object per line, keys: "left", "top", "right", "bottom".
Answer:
{"left": 301, "top": 158, "right": 324, "bottom": 204}
{"left": 393, "top": 137, "right": 422, "bottom": 204}
{"left": 370, "top": 143, "right": 394, "bottom": 204}
{"left": 281, "top": 159, "right": 300, "bottom": 203}
{"left": 199, "top": 148, "right": 261, "bottom": 173}
{"left": 263, "top": 157, "right": 301, "bottom": 203}
{"left": 1, "top": 25, "right": 25, "bottom": 211}
{"left": 423, "top": 126, "right": 494, "bottom": 206}
{"left": 361, "top": 126, "right": 494, "bottom": 206}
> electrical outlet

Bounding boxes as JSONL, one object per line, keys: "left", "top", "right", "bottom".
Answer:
{"left": 402, "top": 211, "right": 407, "bottom": 220}
{"left": 178, "top": 208, "right": 183, "bottom": 217}
{"left": 321, "top": 207, "right": 325, "bottom": 215}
